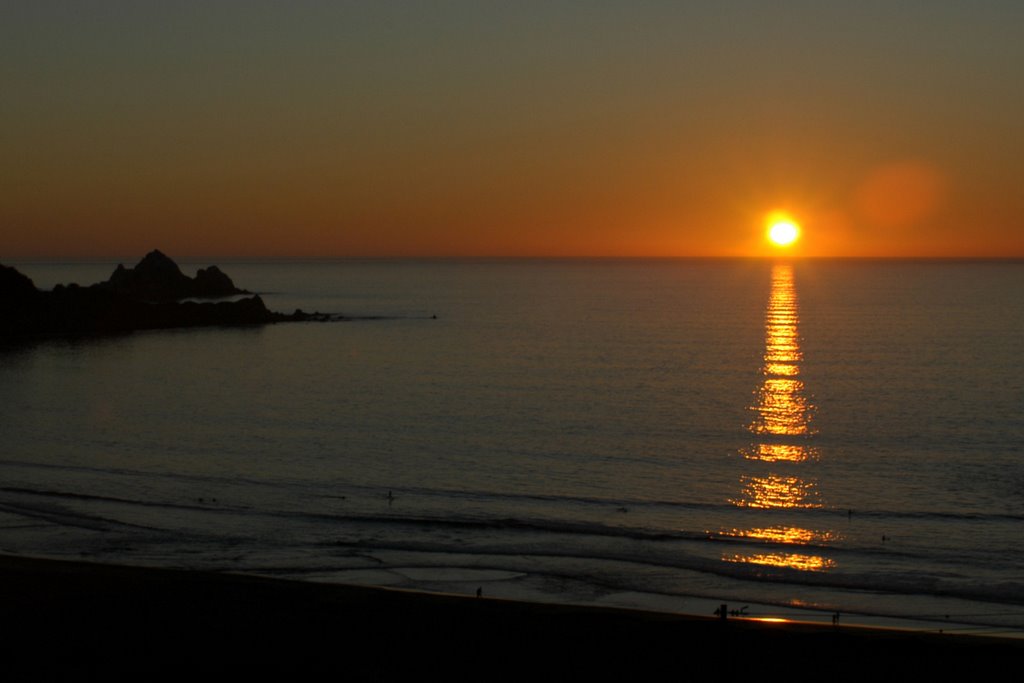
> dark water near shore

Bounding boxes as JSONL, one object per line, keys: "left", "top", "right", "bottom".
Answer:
{"left": 2, "top": 259, "right": 1023, "bottom": 633}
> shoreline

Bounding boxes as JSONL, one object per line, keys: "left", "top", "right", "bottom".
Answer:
{"left": 300, "top": 565, "right": 1022, "bottom": 639}
{"left": 3, "top": 555, "right": 1022, "bottom": 678}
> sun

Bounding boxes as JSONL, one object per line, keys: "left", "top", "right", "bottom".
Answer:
{"left": 766, "top": 216, "right": 801, "bottom": 247}
{"left": 769, "top": 221, "right": 799, "bottom": 246}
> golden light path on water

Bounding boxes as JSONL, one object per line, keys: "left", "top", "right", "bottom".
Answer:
{"left": 734, "top": 474, "right": 821, "bottom": 509}
{"left": 721, "top": 264, "right": 837, "bottom": 573}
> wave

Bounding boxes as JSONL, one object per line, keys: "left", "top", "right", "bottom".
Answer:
{"left": 3, "top": 478, "right": 1024, "bottom": 619}
{"left": 4, "top": 460, "right": 1023, "bottom": 523}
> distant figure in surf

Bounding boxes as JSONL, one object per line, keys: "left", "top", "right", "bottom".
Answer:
{"left": 387, "top": 490, "right": 394, "bottom": 505}
{"left": 476, "top": 587, "right": 482, "bottom": 598}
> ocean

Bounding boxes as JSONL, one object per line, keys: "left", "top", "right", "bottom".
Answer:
{"left": 2, "top": 258, "right": 1022, "bottom": 635}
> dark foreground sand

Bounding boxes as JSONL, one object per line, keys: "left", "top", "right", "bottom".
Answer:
{"left": 1, "top": 555, "right": 1019, "bottom": 680}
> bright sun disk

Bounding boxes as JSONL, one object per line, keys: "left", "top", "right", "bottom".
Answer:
{"left": 768, "top": 220, "right": 800, "bottom": 247}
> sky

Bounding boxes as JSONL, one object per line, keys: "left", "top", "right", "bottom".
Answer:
{"left": 3, "top": 1, "right": 1023, "bottom": 259}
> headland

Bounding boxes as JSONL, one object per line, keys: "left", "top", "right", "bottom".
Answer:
{"left": 0, "top": 250, "right": 327, "bottom": 338}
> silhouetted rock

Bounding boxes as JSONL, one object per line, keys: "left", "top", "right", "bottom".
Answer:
{"left": 1, "top": 264, "right": 38, "bottom": 300}
{"left": 193, "top": 265, "right": 239, "bottom": 298}
{"left": 0, "top": 252, "right": 328, "bottom": 339}
{"left": 94, "top": 250, "right": 249, "bottom": 302}
{"left": 1, "top": 264, "right": 44, "bottom": 335}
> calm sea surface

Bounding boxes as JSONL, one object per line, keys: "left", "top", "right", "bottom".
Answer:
{"left": 2, "top": 259, "right": 1023, "bottom": 633}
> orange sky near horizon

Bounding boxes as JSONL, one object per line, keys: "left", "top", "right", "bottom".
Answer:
{"left": 3, "top": 3, "right": 1023, "bottom": 260}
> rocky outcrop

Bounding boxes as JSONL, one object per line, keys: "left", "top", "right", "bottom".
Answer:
{"left": 193, "top": 265, "right": 240, "bottom": 298}
{"left": 93, "top": 250, "right": 249, "bottom": 302}
{"left": 1, "top": 252, "right": 326, "bottom": 339}
{"left": 1, "top": 264, "right": 40, "bottom": 303}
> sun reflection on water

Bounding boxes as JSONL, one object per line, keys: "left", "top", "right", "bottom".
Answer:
{"left": 732, "top": 474, "right": 822, "bottom": 509}
{"left": 751, "top": 378, "right": 813, "bottom": 435}
{"left": 740, "top": 443, "right": 818, "bottom": 463}
{"left": 724, "top": 552, "right": 836, "bottom": 572}
{"left": 750, "top": 265, "right": 816, "bottom": 437}
{"left": 764, "top": 362, "right": 799, "bottom": 377}
{"left": 721, "top": 526, "right": 839, "bottom": 545}
{"left": 724, "top": 264, "right": 837, "bottom": 573}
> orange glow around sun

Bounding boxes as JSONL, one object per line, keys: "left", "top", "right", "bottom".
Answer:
{"left": 766, "top": 213, "right": 801, "bottom": 247}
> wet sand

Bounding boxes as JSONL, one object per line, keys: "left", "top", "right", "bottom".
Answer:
{"left": 2, "top": 555, "right": 1019, "bottom": 679}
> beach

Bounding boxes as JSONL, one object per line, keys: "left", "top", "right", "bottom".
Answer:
{"left": 2, "top": 555, "right": 1020, "bottom": 680}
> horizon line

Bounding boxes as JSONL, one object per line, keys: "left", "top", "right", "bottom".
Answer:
{"left": 7, "top": 254, "right": 1024, "bottom": 265}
